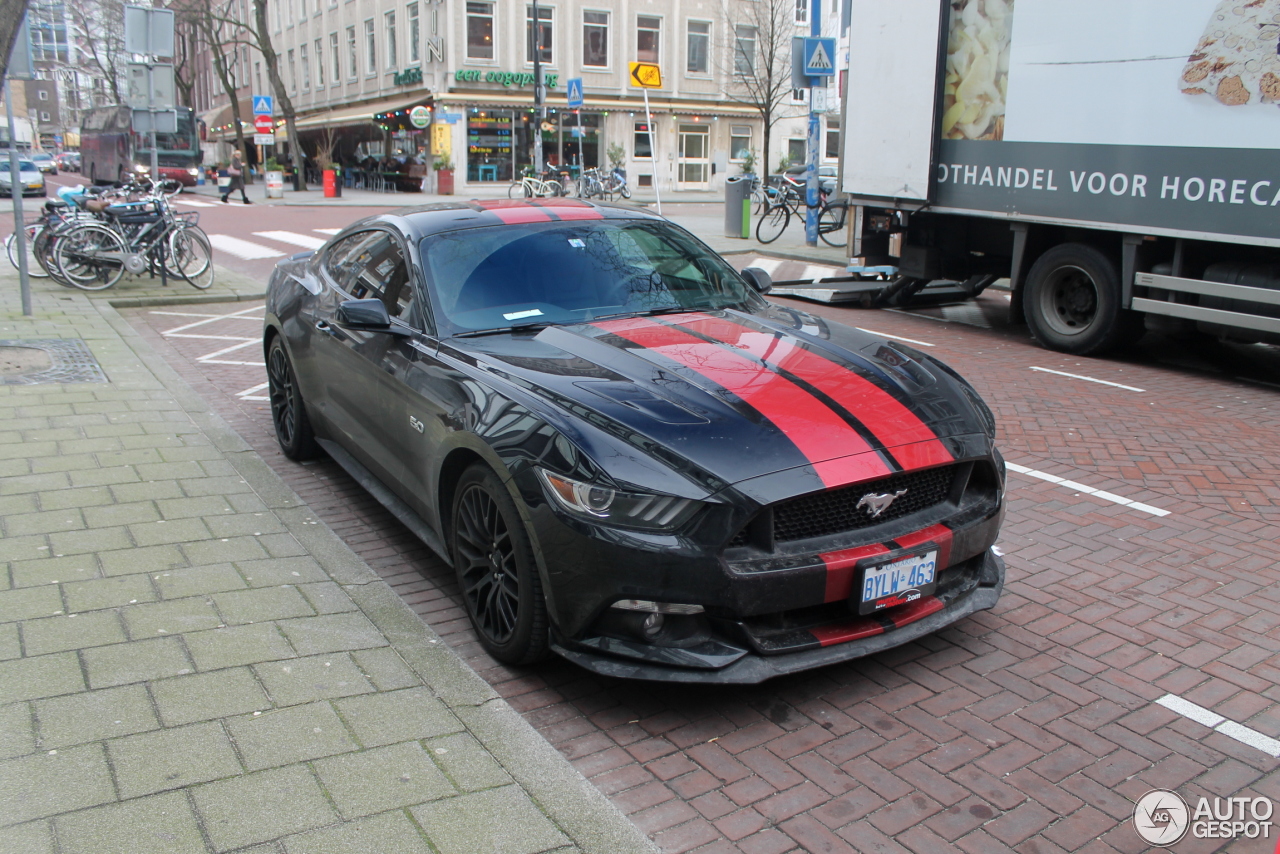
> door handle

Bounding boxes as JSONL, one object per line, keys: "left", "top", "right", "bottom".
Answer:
{"left": 315, "top": 320, "right": 333, "bottom": 334}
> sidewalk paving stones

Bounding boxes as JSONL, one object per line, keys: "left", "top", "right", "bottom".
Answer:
{"left": 0, "top": 266, "right": 657, "bottom": 853}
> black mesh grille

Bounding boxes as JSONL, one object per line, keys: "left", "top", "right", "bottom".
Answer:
{"left": 773, "top": 466, "right": 956, "bottom": 542}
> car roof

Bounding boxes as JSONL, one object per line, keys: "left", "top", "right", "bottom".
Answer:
{"left": 330, "top": 198, "right": 666, "bottom": 243}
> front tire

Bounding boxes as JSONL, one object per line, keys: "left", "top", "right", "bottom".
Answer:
{"left": 266, "top": 336, "right": 321, "bottom": 460}
{"left": 756, "top": 202, "right": 789, "bottom": 244}
{"left": 451, "top": 464, "right": 549, "bottom": 665}
{"left": 1023, "top": 243, "right": 1142, "bottom": 355}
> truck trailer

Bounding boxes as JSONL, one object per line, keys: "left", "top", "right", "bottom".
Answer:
{"left": 842, "top": 0, "right": 1280, "bottom": 355}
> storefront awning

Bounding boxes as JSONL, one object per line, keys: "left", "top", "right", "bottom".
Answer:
{"left": 201, "top": 100, "right": 255, "bottom": 137}
{"left": 294, "top": 94, "right": 432, "bottom": 131}
{"left": 435, "top": 91, "right": 761, "bottom": 118}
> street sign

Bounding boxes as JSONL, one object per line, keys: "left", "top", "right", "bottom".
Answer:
{"left": 252, "top": 96, "right": 274, "bottom": 115}
{"left": 803, "top": 38, "right": 835, "bottom": 77}
{"left": 124, "top": 6, "right": 175, "bottom": 57}
{"left": 254, "top": 134, "right": 275, "bottom": 146}
{"left": 628, "top": 62, "right": 662, "bottom": 88}
{"left": 254, "top": 115, "right": 274, "bottom": 134}
{"left": 131, "top": 110, "right": 177, "bottom": 134}
{"left": 566, "top": 77, "right": 583, "bottom": 107}
{"left": 126, "top": 63, "right": 175, "bottom": 111}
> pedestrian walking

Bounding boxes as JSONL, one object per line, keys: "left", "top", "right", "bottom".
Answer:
{"left": 222, "top": 151, "right": 251, "bottom": 204}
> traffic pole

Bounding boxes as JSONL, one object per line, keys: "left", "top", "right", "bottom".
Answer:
{"left": 643, "top": 88, "right": 660, "bottom": 215}
{"left": 5, "top": 79, "right": 31, "bottom": 316}
{"left": 804, "top": 0, "right": 823, "bottom": 247}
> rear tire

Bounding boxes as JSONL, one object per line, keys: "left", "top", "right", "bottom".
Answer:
{"left": 266, "top": 337, "right": 321, "bottom": 460}
{"left": 1023, "top": 243, "right": 1143, "bottom": 355}
{"left": 54, "top": 224, "right": 126, "bottom": 291}
{"left": 451, "top": 464, "right": 549, "bottom": 665}
{"left": 756, "top": 202, "right": 789, "bottom": 244}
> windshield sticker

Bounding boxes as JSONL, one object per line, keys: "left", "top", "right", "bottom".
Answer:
{"left": 568, "top": 239, "right": 585, "bottom": 248}
{"left": 503, "top": 309, "right": 545, "bottom": 320}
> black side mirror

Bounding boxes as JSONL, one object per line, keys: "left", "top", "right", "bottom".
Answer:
{"left": 335, "top": 299, "right": 410, "bottom": 336}
{"left": 740, "top": 267, "right": 772, "bottom": 295}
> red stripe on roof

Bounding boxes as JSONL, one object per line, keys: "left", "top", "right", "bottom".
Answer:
{"left": 679, "top": 314, "right": 954, "bottom": 478}
{"left": 487, "top": 206, "right": 555, "bottom": 224}
{"left": 819, "top": 542, "right": 890, "bottom": 603}
{"left": 593, "top": 316, "right": 893, "bottom": 488}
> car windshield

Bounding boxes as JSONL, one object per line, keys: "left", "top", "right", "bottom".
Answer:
{"left": 13, "top": 161, "right": 35, "bottom": 171}
{"left": 33, "top": 154, "right": 51, "bottom": 161}
{"left": 420, "top": 219, "right": 764, "bottom": 335}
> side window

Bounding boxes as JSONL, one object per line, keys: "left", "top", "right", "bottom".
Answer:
{"left": 325, "top": 230, "right": 423, "bottom": 328}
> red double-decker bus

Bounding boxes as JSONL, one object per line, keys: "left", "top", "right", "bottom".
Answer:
{"left": 80, "top": 106, "right": 203, "bottom": 187}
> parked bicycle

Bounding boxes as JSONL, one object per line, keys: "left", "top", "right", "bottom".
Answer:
{"left": 755, "top": 174, "right": 847, "bottom": 247}
{"left": 508, "top": 167, "right": 571, "bottom": 198}
{"left": 601, "top": 166, "right": 631, "bottom": 200}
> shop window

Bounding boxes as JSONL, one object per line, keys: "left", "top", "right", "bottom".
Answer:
{"left": 734, "top": 25, "right": 755, "bottom": 76}
{"left": 637, "top": 16, "right": 660, "bottom": 63}
{"left": 730, "top": 125, "right": 752, "bottom": 161}
{"left": 526, "top": 5, "right": 552, "bottom": 65}
{"left": 385, "top": 11, "right": 397, "bottom": 69}
{"left": 467, "top": 2, "right": 494, "bottom": 60}
{"left": 365, "top": 20, "right": 376, "bottom": 74}
{"left": 583, "top": 11, "right": 607, "bottom": 68}
{"left": 633, "top": 121, "right": 652, "bottom": 159}
{"left": 408, "top": 3, "right": 420, "bottom": 63}
{"left": 686, "top": 21, "right": 708, "bottom": 74}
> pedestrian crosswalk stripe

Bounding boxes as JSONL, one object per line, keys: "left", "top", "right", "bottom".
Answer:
{"left": 254, "top": 230, "right": 327, "bottom": 250}
{"left": 208, "top": 234, "right": 285, "bottom": 260}
{"left": 173, "top": 197, "right": 216, "bottom": 207}
{"left": 314, "top": 228, "right": 342, "bottom": 235}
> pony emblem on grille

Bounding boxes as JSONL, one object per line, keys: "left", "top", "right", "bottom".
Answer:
{"left": 856, "top": 489, "right": 908, "bottom": 518}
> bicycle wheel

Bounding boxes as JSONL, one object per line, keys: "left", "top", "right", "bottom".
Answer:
{"left": 508, "top": 181, "right": 525, "bottom": 199}
{"left": 36, "top": 227, "right": 72, "bottom": 286}
{"left": 818, "top": 202, "right": 848, "bottom": 248}
{"left": 168, "top": 227, "right": 214, "bottom": 290}
{"left": 6, "top": 224, "right": 49, "bottom": 277}
{"left": 619, "top": 184, "right": 631, "bottom": 199}
{"left": 54, "top": 224, "right": 126, "bottom": 291}
{"left": 756, "top": 202, "right": 790, "bottom": 244}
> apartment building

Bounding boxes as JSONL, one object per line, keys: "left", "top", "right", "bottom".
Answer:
{"left": 198, "top": 0, "right": 842, "bottom": 192}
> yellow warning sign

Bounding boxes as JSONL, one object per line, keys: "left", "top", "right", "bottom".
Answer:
{"left": 628, "top": 62, "right": 663, "bottom": 89}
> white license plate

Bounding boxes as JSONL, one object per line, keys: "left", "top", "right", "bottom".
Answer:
{"left": 859, "top": 550, "right": 937, "bottom": 613}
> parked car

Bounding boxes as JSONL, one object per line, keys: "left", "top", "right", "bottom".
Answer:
{"left": 30, "top": 152, "right": 57, "bottom": 175}
{"left": 782, "top": 164, "right": 837, "bottom": 194}
{"left": 56, "top": 152, "right": 80, "bottom": 172}
{"left": 263, "top": 199, "right": 1006, "bottom": 683}
{"left": 0, "top": 160, "right": 47, "bottom": 197}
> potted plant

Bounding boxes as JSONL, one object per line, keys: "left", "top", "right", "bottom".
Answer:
{"left": 433, "top": 153, "right": 454, "bottom": 195}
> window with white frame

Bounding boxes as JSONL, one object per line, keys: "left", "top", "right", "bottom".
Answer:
{"left": 583, "top": 11, "right": 607, "bottom": 68}
{"left": 286, "top": 0, "right": 293, "bottom": 25}
{"left": 686, "top": 21, "right": 708, "bottom": 74}
{"left": 408, "top": 3, "right": 420, "bottom": 63}
{"left": 795, "top": 0, "right": 807, "bottom": 24}
{"left": 288, "top": 48, "right": 296, "bottom": 90}
{"left": 331, "top": 32, "right": 341, "bottom": 83}
{"left": 730, "top": 125, "right": 752, "bottom": 160}
{"left": 526, "top": 5, "right": 552, "bottom": 64}
{"left": 347, "top": 26, "right": 357, "bottom": 79}
{"left": 385, "top": 11, "right": 397, "bottom": 68}
{"left": 315, "top": 39, "right": 324, "bottom": 86}
{"left": 38, "top": 89, "right": 48, "bottom": 100}
{"left": 734, "top": 25, "right": 755, "bottom": 76}
{"left": 637, "top": 16, "right": 659, "bottom": 63}
{"left": 41, "top": 111, "right": 50, "bottom": 121}
{"left": 365, "top": 19, "right": 376, "bottom": 73}
{"left": 466, "top": 2, "right": 494, "bottom": 60}
{"left": 634, "top": 120, "right": 653, "bottom": 158}
{"left": 255, "top": 62, "right": 262, "bottom": 96}
{"left": 301, "top": 44, "right": 309, "bottom": 90}
{"left": 273, "top": 0, "right": 281, "bottom": 31}
{"left": 791, "top": 87, "right": 807, "bottom": 103}
{"left": 299, "top": 0, "right": 306, "bottom": 20}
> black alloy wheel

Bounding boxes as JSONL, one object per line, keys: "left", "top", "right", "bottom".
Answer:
{"left": 452, "top": 464, "right": 548, "bottom": 665}
{"left": 267, "top": 337, "right": 321, "bottom": 460}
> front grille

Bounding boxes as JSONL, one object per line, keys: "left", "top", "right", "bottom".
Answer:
{"left": 772, "top": 465, "right": 956, "bottom": 542}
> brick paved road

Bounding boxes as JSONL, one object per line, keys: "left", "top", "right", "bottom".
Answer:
{"left": 120, "top": 289, "right": 1280, "bottom": 854}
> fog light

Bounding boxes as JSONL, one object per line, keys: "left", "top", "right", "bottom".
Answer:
{"left": 640, "top": 612, "right": 664, "bottom": 641}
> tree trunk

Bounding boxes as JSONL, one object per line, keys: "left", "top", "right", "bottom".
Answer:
{"left": 252, "top": 0, "right": 305, "bottom": 190}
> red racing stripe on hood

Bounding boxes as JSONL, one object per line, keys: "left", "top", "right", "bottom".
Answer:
{"left": 678, "top": 314, "right": 954, "bottom": 478}
{"left": 593, "top": 316, "right": 893, "bottom": 488}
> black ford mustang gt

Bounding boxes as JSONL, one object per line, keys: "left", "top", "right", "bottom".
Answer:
{"left": 263, "top": 199, "right": 1005, "bottom": 683}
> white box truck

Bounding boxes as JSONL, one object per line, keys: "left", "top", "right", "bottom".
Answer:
{"left": 842, "top": 0, "right": 1280, "bottom": 354}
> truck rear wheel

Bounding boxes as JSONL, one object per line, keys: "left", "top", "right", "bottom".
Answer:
{"left": 1023, "top": 243, "right": 1141, "bottom": 355}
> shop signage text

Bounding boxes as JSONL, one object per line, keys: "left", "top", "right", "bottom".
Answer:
{"left": 395, "top": 67, "right": 423, "bottom": 87}
{"left": 454, "top": 69, "right": 559, "bottom": 90}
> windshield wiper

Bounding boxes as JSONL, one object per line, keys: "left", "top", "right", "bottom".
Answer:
{"left": 588, "top": 306, "right": 699, "bottom": 323}
{"left": 453, "top": 321, "right": 551, "bottom": 338}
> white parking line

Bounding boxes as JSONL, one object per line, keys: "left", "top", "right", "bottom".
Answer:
{"left": 1004, "top": 461, "right": 1170, "bottom": 517}
{"left": 254, "top": 230, "right": 327, "bottom": 250}
{"left": 314, "top": 228, "right": 342, "bottom": 235}
{"left": 1156, "top": 695, "right": 1280, "bottom": 758}
{"left": 208, "top": 234, "right": 285, "bottom": 260}
{"left": 745, "top": 257, "right": 783, "bottom": 275}
{"left": 854, "top": 327, "right": 935, "bottom": 347}
{"left": 157, "top": 305, "right": 263, "bottom": 335}
{"left": 236, "top": 381, "right": 270, "bottom": 401}
{"left": 1029, "top": 366, "right": 1145, "bottom": 392}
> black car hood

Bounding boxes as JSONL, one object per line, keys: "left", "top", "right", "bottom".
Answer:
{"left": 450, "top": 306, "right": 987, "bottom": 494}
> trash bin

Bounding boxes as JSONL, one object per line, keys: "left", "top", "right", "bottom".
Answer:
{"left": 323, "top": 168, "right": 342, "bottom": 198}
{"left": 265, "top": 171, "right": 284, "bottom": 199}
{"left": 724, "top": 175, "right": 751, "bottom": 239}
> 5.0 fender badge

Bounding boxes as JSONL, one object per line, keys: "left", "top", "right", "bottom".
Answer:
{"left": 409, "top": 416, "right": 424, "bottom": 433}
{"left": 856, "top": 488, "right": 908, "bottom": 518}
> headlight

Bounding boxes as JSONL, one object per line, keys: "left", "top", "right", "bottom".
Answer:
{"left": 536, "top": 469, "right": 699, "bottom": 531}
{"left": 188, "top": 168, "right": 199, "bottom": 175}
{"left": 134, "top": 164, "right": 148, "bottom": 173}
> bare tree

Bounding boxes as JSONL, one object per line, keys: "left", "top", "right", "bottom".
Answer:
{"left": 182, "top": 0, "right": 250, "bottom": 165}
{"left": 0, "top": 0, "right": 33, "bottom": 87}
{"left": 67, "top": 0, "right": 127, "bottom": 106}
{"left": 719, "top": 0, "right": 805, "bottom": 180}
{"left": 249, "top": 0, "right": 304, "bottom": 189}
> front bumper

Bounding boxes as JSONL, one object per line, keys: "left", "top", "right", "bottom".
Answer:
{"left": 552, "top": 549, "right": 1004, "bottom": 684}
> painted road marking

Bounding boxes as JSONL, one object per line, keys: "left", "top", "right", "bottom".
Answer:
{"left": 254, "top": 230, "right": 327, "bottom": 250}
{"left": 173, "top": 197, "right": 216, "bottom": 208}
{"left": 1005, "top": 461, "right": 1170, "bottom": 517}
{"left": 208, "top": 235, "right": 285, "bottom": 260}
{"left": 1156, "top": 694, "right": 1280, "bottom": 758}
{"left": 157, "top": 305, "right": 263, "bottom": 335}
{"left": 746, "top": 257, "right": 783, "bottom": 275}
{"left": 236, "top": 381, "right": 270, "bottom": 401}
{"left": 314, "top": 228, "right": 342, "bottom": 235}
{"left": 800, "top": 263, "right": 841, "bottom": 281}
{"left": 1030, "top": 366, "right": 1145, "bottom": 392}
{"left": 854, "top": 327, "right": 935, "bottom": 347}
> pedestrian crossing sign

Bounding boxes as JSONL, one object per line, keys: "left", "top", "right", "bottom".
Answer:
{"left": 252, "top": 95, "right": 273, "bottom": 115}
{"left": 566, "top": 78, "right": 583, "bottom": 107}
{"left": 803, "top": 38, "right": 835, "bottom": 77}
